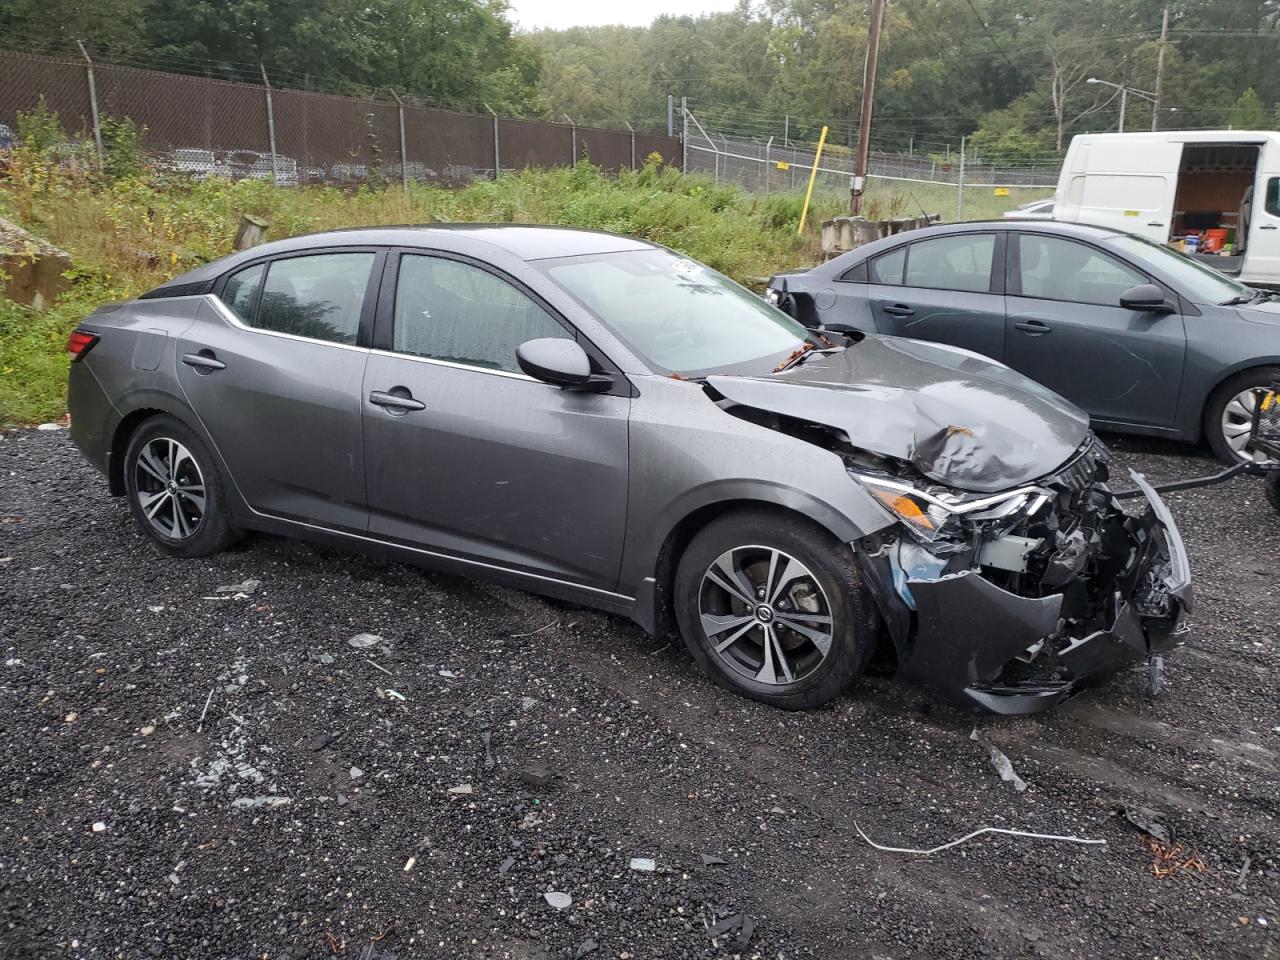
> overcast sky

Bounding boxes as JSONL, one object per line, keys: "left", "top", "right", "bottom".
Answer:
{"left": 507, "top": 0, "right": 741, "bottom": 31}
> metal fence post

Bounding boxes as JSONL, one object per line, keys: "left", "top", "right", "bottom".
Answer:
{"left": 956, "top": 136, "right": 966, "bottom": 222}
{"left": 681, "top": 97, "right": 688, "bottom": 172}
{"left": 260, "top": 64, "right": 279, "bottom": 183}
{"left": 76, "top": 41, "right": 103, "bottom": 168}
{"left": 626, "top": 121, "right": 636, "bottom": 170}
{"left": 764, "top": 136, "right": 772, "bottom": 194}
{"left": 391, "top": 91, "right": 408, "bottom": 191}
{"left": 564, "top": 115, "right": 576, "bottom": 165}
{"left": 484, "top": 103, "right": 500, "bottom": 180}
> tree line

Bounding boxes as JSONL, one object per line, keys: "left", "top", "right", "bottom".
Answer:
{"left": 2, "top": 0, "right": 1278, "bottom": 160}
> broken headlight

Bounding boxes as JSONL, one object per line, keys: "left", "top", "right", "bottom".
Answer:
{"left": 854, "top": 473, "right": 1051, "bottom": 543}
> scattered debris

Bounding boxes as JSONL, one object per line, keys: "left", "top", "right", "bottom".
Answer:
{"left": 574, "top": 937, "right": 598, "bottom": 958}
{"left": 1149, "top": 654, "right": 1165, "bottom": 696}
{"left": 1142, "top": 835, "right": 1207, "bottom": 878}
{"left": 140, "top": 724, "right": 155, "bottom": 736}
{"left": 700, "top": 854, "right": 727, "bottom": 866}
{"left": 403, "top": 856, "right": 416, "bottom": 873}
{"left": 381, "top": 689, "right": 407, "bottom": 702}
{"left": 520, "top": 696, "right": 539, "bottom": 711}
{"left": 1237, "top": 855, "right": 1252, "bottom": 889}
{"left": 309, "top": 733, "right": 339, "bottom": 752}
{"left": 629, "top": 857, "right": 656, "bottom": 872}
{"left": 64, "top": 712, "right": 77, "bottom": 723}
{"left": 348, "top": 633, "right": 384, "bottom": 649}
{"left": 438, "top": 669, "right": 458, "bottom": 679}
{"left": 482, "top": 731, "right": 495, "bottom": 770}
{"left": 196, "top": 686, "right": 215, "bottom": 733}
{"left": 215, "top": 578, "right": 261, "bottom": 596}
{"left": 971, "top": 728, "right": 1027, "bottom": 792}
{"left": 366, "top": 658, "right": 393, "bottom": 676}
{"left": 498, "top": 855, "right": 515, "bottom": 875}
{"left": 91, "top": 822, "right": 107, "bottom": 833}
{"left": 708, "top": 912, "right": 754, "bottom": 947}
{"left": 36, "top": 423, "right": 63, "bottom": 431}
{"left": 770, "top": 805, "right": 786, "bottom": 814}
{"left": 147, "top": 605, "right": 165, "bottom": 613}
{"left": 520, "top": 764, "right": 554, "bottom": 788}
{"left": 854, "top": 822, "right": 1106, "bottom": 856}
{"left": 448, "top": 784, "right": 473, "bottom": 795}
{"left": 230, "top": 796, "right": 291, "bottom": 810}
{"left": 1122, "top": 806, "right": 1171, "bottom": 845}
{"left": 512, "top": 621, "right": 557, "bottom": 639}
{"left": 349, "top": 766, "right": 365, "bottom": 781}
{"left": 544, "top": 891, "right": 572, "bottom": 910}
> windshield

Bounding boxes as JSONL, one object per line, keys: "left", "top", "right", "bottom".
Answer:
{"left": 538, "top": 248, "right": 810, "bottom": 375}
{"left": 1106, "top": 234, "right": 1251, "bottom": 304}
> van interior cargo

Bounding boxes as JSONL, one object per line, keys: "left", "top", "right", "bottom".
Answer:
{"left": 1170, "top": 143, "right": 1259, "bottom": 274}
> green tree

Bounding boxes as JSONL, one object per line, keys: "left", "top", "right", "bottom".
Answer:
{"left": 1227, "top": 88, "right": 1269, "bottom": 130}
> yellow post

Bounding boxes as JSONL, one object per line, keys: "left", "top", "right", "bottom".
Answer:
{"left": 797, "top": 125, "right": 829, "bottom": 236}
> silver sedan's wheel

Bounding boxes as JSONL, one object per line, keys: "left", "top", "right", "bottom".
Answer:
{"left": 698, "top": 544, "right": 834, "bottom": 686}
{"left": 134, "top": 437, "right": 206, "bottom": 539}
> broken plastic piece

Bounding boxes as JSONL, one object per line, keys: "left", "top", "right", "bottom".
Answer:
{"left": 348, "top": 633, "right": 383, "bottom": 649}
{"left": 855, "top": 822, "right": 1105, "bottom": 855}
{"left": 971, "top": 728, "right": 1027, "bottom": 792}
{"left": 629, "top": 857, "right": 656, "bottom": 872}
{"left": 544, "top": 891, "right": 572, "bottom": 910}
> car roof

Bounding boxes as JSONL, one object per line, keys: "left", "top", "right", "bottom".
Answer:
{"left": 143, "top": 225, "right": 654, "bottom": 298}
{"left": 799, "top": 218, "right": 1134, "bottom": 277}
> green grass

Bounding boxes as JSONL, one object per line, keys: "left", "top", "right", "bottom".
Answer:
{"left": 0, "top": 152, "right": 1052, "bottom": 428}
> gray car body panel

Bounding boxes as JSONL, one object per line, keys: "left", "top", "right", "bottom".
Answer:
{"left": 772, "top": 220, "right": 1280, "bottom": 443}
{"left": 69, "top": 225, "right": 1192, "bottom": 715}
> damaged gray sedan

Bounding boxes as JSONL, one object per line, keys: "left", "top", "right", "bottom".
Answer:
{"left": 66, "top": 226, "right": 1190, "bottom": 715}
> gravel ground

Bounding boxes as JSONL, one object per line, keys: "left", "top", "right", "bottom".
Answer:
{"left": 1, "top": 427, "right": 1278, "bottom": 960}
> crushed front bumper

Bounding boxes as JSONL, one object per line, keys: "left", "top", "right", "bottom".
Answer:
{"left": 899, "top": 470, "right": 1192, "bottom": 715}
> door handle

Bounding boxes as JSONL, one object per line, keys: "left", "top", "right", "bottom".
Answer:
{"left": 368, "top": 390, "right": 426, "bottom": 412}
{"left": 1147, "top": 221, "right": 1164, "bottom": 227}
{"left": 181, "top": 352, "right": 226, "bottom": 371}
{"left": 1014, "top": 320, "right": 1052, "bottom": 335}
{"left": 1261, "top": 224, "right": 1278, "bottom": 230}
{"left": 883, "top": 304, "right": 915, "bottom": 318}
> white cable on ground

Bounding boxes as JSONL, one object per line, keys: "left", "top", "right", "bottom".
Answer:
{"left": 855, "top": 823, "right": 1107, "bottom": 856}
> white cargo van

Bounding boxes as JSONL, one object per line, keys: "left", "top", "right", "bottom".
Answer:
{"left": 1053, "top": 130, "right": 1280, "bottom": 287}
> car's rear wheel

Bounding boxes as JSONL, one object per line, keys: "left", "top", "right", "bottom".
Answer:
{"left": 1205, "top": 366, "right": 1280, "bottom": 463}
{"left": 673, "top": 510, "right": 876, "bottom": 710}
{"left": 123, "top": 415, "right": 239, "bottom": 558}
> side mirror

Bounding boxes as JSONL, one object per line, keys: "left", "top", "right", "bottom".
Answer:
{"left": 516, "top": 338, "right": 610, "bottom": 391}
{"left": 1120, "top": 283, "right": 1173, "bottom": 313}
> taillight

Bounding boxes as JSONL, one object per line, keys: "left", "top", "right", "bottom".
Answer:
{"left": 67, "top": 330, "right": 99, "bottom": 362}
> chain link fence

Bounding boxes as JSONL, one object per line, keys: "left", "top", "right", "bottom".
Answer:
{"left": 682, "top": 108, "right": 1061, "bottom": 220}
{"left": 0, "top": 48, "right": 683, "bottom": 186}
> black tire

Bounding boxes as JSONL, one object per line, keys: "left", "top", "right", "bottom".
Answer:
{"left": 123, "top": 414, "right": 239, "bottom": 558}
{"left": 1204, "top": 365, "right": 1280, "bottom": 463}
{"left": 1267, "top": 473, "right": 1280, "bottom": 518}
{"left": 673, "top": 509, "right": 877, "bottom": 710}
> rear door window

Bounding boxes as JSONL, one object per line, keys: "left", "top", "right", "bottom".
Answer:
{"left": 255, "top": 252, "right": 376, "bottom": 344}
{"left": 869, "top": 246, "right": 906, "bottom": 285}
{"left": 222, "top": 263, "right": 264, "bottom": 322}
{"left": 903, "top": 233, "right": 996, "bottom": 293}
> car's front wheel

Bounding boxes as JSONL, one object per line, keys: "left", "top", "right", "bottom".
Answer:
{"left": 1205, "top": 366, "right": 1280, "bottom": 463}
{"left": 673, "top": 509, "right": 877, "bottom": 710}
{"left": 123, "top": 414, "right": 239, "bottom": 558}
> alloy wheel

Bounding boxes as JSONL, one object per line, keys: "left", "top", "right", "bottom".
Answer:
{"left": 134, "top": 437, "right": 206, "bottom": 539}
{"left": 1221, "top": 387, "right": 1278, "bottom": 464}
{"left": 698, "top": 545, "right": 835, "bottom": 686}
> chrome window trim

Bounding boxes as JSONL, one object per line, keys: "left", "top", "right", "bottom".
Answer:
{"left": 368, "top": 348, "right": 538, "bottom": 382}
{"left": 204, "top": 294, "right": 370, "bottom": 354}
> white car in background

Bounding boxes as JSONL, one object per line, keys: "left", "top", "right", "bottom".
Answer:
{"left": 1003, "top": 197, "right": 1055, "bottom": 220}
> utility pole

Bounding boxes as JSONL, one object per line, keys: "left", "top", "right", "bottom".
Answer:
{"left": 1152, "top": 7, "right": 1169, "bottom": 132}
{"left": 851, "top": 0, "right": 886, "bottom": 217}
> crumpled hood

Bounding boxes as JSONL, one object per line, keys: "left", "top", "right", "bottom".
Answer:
{"left": 707, "top": 335, "right": 1090, "bottom": 492}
